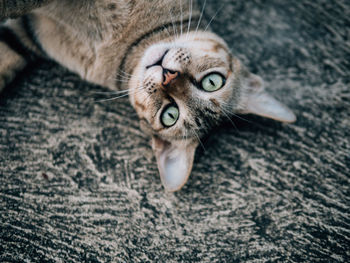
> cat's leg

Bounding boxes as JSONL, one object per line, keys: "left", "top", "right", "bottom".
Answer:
{"left": 0, "top": 41, "right": 26, "bottom": 92}
{"left": 29, "top": 13, "right": 99, "bottom": 85}
{"left": 0, "top": 17, "right": 43, "bottom": 92}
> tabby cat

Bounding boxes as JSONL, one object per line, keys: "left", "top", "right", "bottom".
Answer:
{"left": 0, "top": 0, "right": 296, "bottom": 191}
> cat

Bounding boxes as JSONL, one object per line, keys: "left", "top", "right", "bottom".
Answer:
{"left": 0, "top": 0, "right": 296, "bottom": 191}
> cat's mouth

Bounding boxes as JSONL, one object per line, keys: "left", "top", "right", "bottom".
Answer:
{"left": 145, "top": 49, "right": 169, "bottom": 69}
{"left": 145, "top": 49, "right": 179, "bottom": 86}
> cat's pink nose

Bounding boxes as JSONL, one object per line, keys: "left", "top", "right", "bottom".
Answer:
{"left": 162, "top": 69, "right": 179, "bottom": 86}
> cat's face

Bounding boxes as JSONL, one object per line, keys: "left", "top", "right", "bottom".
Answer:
{"left": 129, "top": 31, "right": 296, "bottom": 192}
{"left": 130, "top": 32, "right": 235, "bottom": 138}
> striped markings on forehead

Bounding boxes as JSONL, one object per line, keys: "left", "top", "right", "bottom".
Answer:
{"left": 195, "top": 56, "right": 227, "bottom": 72}
{"left": 191, "top": 37, "right": 230, "bottom": 53}
{"left": 188, "top": 38, "right": 232, "bottom": 70}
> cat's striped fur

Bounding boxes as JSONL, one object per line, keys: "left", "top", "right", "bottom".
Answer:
{"left": 0, "top": 0, "right": 296, "bottom": 191}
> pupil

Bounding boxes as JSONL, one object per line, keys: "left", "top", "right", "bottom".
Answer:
{"left": 168, "top": 113, "right": 174, "bottom": 119}
{"left": 209, "top": 79, "right": 215, "bottom": 86}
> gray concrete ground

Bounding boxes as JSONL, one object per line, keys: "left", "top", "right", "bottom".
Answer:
{"left": 1, "top": 0, "right": 349, "bottom": 262}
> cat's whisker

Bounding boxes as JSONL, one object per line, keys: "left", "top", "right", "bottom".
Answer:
{"left": 169, "top": 35, "right": 178, "bottom": 48}
{"left": 115, "top": 72, "right": 131, "bottom": 81}
{"left": 114, "top": 77, "right": 131, "bottom": 83}
{"left": 161, "top": 24, "right": 177, "bottom": 47}
{"left": 195, "top": 0, "right": 207, "bottom": 34}
{"left": 220, "top": 107, "right": 239, "bottom": 133}
{"left": 162, "top": 25, "right": 172, "bottom": 39}
{"left": 114, "top": 74, "right": 132, "bottom": 83}
{"left": 131, "top": 86, "right": 146, "bottom": 92}
{"left": 220, "top": 102, "right": 270, "bottom": 132}
{"left": 95, "top": 93, "right": 130, "bottom": 102}
{"left": 91, "top": 89, "right": 130, "bottom": 95}
{"left": 93, "top": 83, "right": 145, "bottom": 96}
{"left": 116, "top": 73, "right": 131, "bottom": 80}
{"left": 230, "top": 112, "right": 260, "bottom": 126}
{"left": 114, "top": 78, "right": 130, "bottom": 84}
{"left": 180, "top": 0, "right": 183, "bottom": 37}
{"left": 119, "top": 70, "right": 133, "bottom": 76}
{"left": 186, "top": 0, "right": 193, "bottom": 39}
{"left": 204, "top": 4, "right": 224, "bottom": 32}
{"left": 114, "top": 77, "right": 130, "bottom": 82}
{"left": 220, "top": 101, "right": 256, "bottom": 125}
{"left": 166, "top": 5, "right": 179, "bottom": 39}
{"left": 190, "top": 126, "right": 205, "bottom": 151}
{"left": 95, "top": 86, "right": 145, "bottom": 102}
{"left": 116, "top": 70, "right": 132, "bottom": 77}
{"left": 95, "top": 90, "right": 142, "bottom": 103}
{"left": 117, "top": 70, "right": 134, "bottom": 78}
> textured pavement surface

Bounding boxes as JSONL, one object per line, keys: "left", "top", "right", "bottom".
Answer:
{"left": 1, "top": 0, "right": 350, "bottom": 262}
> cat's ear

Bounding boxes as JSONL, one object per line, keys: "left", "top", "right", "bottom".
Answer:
{"left": 238, "top": 72, "right": 296, "bottom": 123}
{"left": 152, "top": 136, "right": 198, "bottom": 192}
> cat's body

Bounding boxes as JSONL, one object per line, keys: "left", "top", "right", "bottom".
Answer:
{"left": 0, "top": 0, "right": 296, "bottom": 191}
{"left": 1, "top": 1, "right": 198, "bottom": 89}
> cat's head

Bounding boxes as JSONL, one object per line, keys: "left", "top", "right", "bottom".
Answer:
{"left": 129, "top": 31, "right": 296, "bottom": 191}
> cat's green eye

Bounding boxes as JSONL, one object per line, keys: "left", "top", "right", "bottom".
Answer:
{"left": 161, "top": 105, "right": 179, "bottom": 127}
{"left": 201, "top": 73, "right": 225, "bottom": 92}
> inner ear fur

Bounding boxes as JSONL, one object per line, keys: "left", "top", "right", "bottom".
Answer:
{"left": 152, "top": 136, "right": 198, "bottom": 192}
{"left": 237, "top": 68, "right": 296, "bottom": 123}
